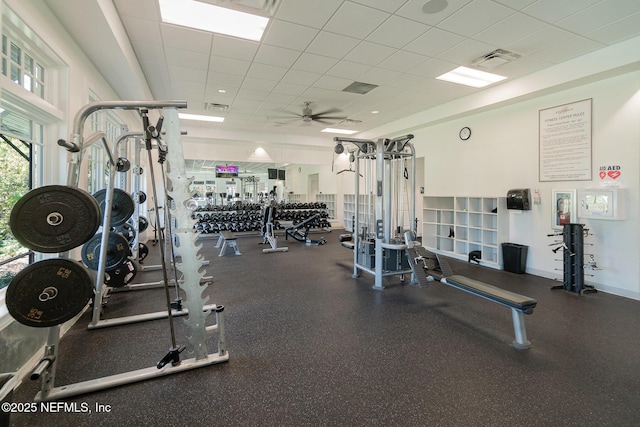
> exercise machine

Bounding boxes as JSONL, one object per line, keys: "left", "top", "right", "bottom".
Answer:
{"left": 284, "top": 214, "right": 327, "bottom": 245}
{"left": 261, "top": 205, "right": 288, "bottom": 253}
{"left": 333, "top": 134, "right": 416, "bottom": 289}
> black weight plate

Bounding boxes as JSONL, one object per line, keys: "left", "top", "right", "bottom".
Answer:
{"left": 138, "top": 243, "right": 149, "bottom": 263}
{"left": 93, "top": 188, "right": 135, "bottom": 226}
{"left": 9, "top": 185, "right": 101, "bottom": 253}
{"left": 81, "top": 232, "right": 130, "bottom": 271}
{"left": 113, "top": 222, "right": 136, "bottom": 243}
{"left": 105, "top": 258, "right": 137, "bottom": 288}
{"left": 138, "top": 216, "right": 149, "bottom": 232}
{"left": 6, "top": 258, "right": 94, "bottom": 328}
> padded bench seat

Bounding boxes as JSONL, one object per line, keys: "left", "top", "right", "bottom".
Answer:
{"left": 215, "top": 231, "right": 241, "bottom": 256}
{"left": 444, "top": 275, "right": 537, "bottom": 314}
{"left": 341, "top": 241, "right": 354, "bottom": 250}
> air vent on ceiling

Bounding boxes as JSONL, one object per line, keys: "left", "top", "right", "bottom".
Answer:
{"left": 342, "top": 81, "right": 378, "bottom": 95}
{"left": 340, "top": 119, "right": 362, "bottom": 125}
{"left": 204, "top": 102, "right": 230, "bottom": 112}
{"left": 472, "top": 49, "right": 521, "bottom": 69}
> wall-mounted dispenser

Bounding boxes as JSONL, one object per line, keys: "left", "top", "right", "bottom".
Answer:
{"left": 578, "top": 188, "right": 624, "bottom": 220}
{"left": 506, "top": 189, "right": 531, "bottom": 210}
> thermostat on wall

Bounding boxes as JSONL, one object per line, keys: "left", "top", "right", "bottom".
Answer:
{"left": 578, "top": 188, "right": 624, "bottom": 220}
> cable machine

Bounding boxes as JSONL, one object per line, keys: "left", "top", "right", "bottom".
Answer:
{"left": 333, "top": 134, "right": 416, "bottom": 290}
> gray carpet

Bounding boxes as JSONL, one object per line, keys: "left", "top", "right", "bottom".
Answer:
{"left": 8, "top": 229, "right": 640, "bottom": 426}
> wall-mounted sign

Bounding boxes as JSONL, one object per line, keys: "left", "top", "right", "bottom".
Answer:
{"left": 598, "top": 165, "right": 622, "bottom": 186}
{"left": 539, "top": 98, "right": 592, "bottom": 182}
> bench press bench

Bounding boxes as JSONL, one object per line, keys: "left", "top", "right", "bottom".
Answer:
{"left": 215, "top": 231, "right": 241, "bottom": 256}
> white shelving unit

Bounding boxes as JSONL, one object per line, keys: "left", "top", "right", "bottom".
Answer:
{"left": 316, "top": 193, "right": 336, "bottom": 219}
{"left": 422, "top": 196, "right": 507, "bottom": 269}
{"left": 287, "top": 193, "right": 307, "bottom": 203}
{"left": 343, "top": 194, "right": 375, "bottom": 232}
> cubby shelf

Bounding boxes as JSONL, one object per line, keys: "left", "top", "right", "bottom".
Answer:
{"left": 421, "top": 196, "right": 507, "bottom": 269}
{"left": 315, "top": 194, "right": 336, "bottom": 219}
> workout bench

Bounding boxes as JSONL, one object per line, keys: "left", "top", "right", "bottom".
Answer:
{"left": 411, "top": 243, "right": 537, "bottom": 349}
{"left": 215, "top": 231, "right": 241, "bottom": 256}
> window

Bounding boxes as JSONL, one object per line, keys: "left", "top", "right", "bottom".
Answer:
{"left": 0, "top": 112, "right": 42, "bottom": 289}
{"left": 1, "top": 33, "right": 46, "bottom": 99}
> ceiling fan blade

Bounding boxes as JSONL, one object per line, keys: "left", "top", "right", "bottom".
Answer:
{"left": 314, "top": 116, "right": 347, "bottom": 120}
{"left": 312, "top": 107, "right": 342, "bottom": 116}
{"left": 313, "top": 118, "right": 333, "bottom": 124}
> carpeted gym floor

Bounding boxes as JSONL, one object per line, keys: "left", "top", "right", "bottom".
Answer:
{"left": 8, "top": 228, "right": 640, "bottom": 426}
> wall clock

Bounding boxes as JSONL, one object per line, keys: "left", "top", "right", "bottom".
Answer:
{"left": 459, "top": 127, "right": 471, "bottom": 140}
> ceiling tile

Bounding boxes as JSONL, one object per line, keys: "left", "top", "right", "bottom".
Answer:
{"left": 395, "top": 0, "right": 473, "bottom": 26}
{"left": 323, "top": 2, "right": 390, "bottom": 39}
{"left": 474, "top": 13, "right": 547, "bottom": 47}
{"left": 491, "top": 0, "right": 536, "bottom": 10}
{"left": 211, "top": 35, "right": 259, "bottom": 61}
{"left": 378, "top": 50, "right": 428, "bottom": 72}
{"left": 523, "top": 0, "right": 601, "bottom": 24}
{"left": 343, "top": 41, "right": 396, "bottom": 66}
{"left": 408, "top": 57, "right": 458, "bottom": 78}
{"left": 272, "top": 82, "right": 308, "bottom": 96}
{"left": 531, "top": 36, "right": 604, "bottom": 64}
{"left": 275, "top": 0, "right": 343, "bottom": 29}
{"left": 292, "top": 53, "right": 339, "bottom": 74}
{"left": 556, "top": 0, "right": 640, "bottom": 34}
{"left": 403, "top": 28, "right": 465, "bottom": 57}
{"left": 236, "top": 89, "right": 270, "bottom": 102}
{"left": 131, "top": 40, "right": 166, "bottom": 64}
{"left": 438, "top": 0, "right": 514, "bottom": 37}
{"left": 357, "top": 67, "right": 401, "bottom": 85}
{"left": 262, "top": 19, "right": 319, "bottom": 51}
{"left": 505, "top": 26, "right": 573, "bottom": 56}
{"left": 313, "top": 75, "right": 354, "bottom": 91}
{"left": 436, "top": 38, "right": 497, "bottom": 65}
{"left": 209, "top": 56, "right": 252, "bottom": 76}
{"left": 207, "top": 71, "right": 245, "bottom": 88}
{"left": 247, "top": 62, "right": 289, "bottom": 81}
{"left": 168, "top": 63, "right": 207, "bottom": 82}
{"left": 306, "top": 31, "right": 361, "bottom": 59}
{"left": 165, "top": 47, "right": 210, "bottom": 70}
{"left": 254, "top": 44, "right": 301, "bottom": 67}
{"left": 326, "top": 60, "right": 373, "bottom": 80}
{"left": 587, "top": 12, "right": 640, "bottom": 45}
{"left": 281, "top": 69, "right": 322, "bottom": 86}
{"left": 366, "top": 15, "right": 430, "bottom": 49}
{"left": 160, "top": 24, "right": 212, "bottom": 53}
{"left": 242, "top": 77, "right": 278, "bottom": 92}
{"left": 350, "top": 0, "right": 409, "bottom": 13}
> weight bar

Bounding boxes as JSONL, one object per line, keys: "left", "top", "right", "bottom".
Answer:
{"left": 9, "top": 185, "right": 102, "bottom": 253}
{"left": 93, "top": 188, "right": 135, "bottom": 226}
{"left": 81, "top": 231, "right": 130, "bottom": 271}
{"left": 6, "top": 258, "right": 94, "bottom": 327}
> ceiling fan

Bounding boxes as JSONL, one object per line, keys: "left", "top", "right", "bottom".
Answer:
{"left": 268, "top": 101, "right": 347, "bottom": 124}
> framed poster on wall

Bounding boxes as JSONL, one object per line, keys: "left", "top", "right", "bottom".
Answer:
{"left": 539, "top": 98, "right": 592, "bottom": 182}
{"left": 552, "top": 189, "right": 576, "bottom": 230}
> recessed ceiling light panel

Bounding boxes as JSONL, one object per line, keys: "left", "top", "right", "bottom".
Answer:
{"left": 159, "top": 0, "right": 269, "bottom": 41}
{"left": 436, "top": 66, "right": 506, "bottom": 88}
{"left": 321, "top": 128, "right": 358, "bottom": 135}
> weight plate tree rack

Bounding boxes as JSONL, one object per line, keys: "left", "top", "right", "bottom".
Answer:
{"left": 333, "top": 135, "right": 417, "bottom": 290}
{"left": 26, "top": 101, "right": 228, "bottom": 402}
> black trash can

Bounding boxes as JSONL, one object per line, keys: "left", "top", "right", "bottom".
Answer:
{"left": 502, "top": 243, "right": 528, "bottom": 274}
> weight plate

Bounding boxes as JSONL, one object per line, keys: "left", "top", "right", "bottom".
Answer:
{"left": 105, "top": 258, "right": 137, "bottom": 288}
{"left": 134, "top": 191, "right": 147, "bottom": 204}
{"left": 138, "top": 216, "right": 149, "bottom": 232}
{"left": 6, "top": 258, "right": 94, "bottom": 327}
{"left": 81, "top": 232, "right": 130, "bottom": 271}
{"left": 113, "top": 222, "right": 136, "bottom": 244}
{"left": 138, "top": 243, "right": 149, "bottom": 263}
{"left": 9, "top": 185, "right": 102, "bottom": 253}
{"left": 93, "top": 188, "right": 135, "bottom": 226}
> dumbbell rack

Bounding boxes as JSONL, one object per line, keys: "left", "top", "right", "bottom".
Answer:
{"left": 29, "top": 102, "right": 228, "bottom": 401}
{"left": 193, "top": 201, "right": 332, "bottom": 236}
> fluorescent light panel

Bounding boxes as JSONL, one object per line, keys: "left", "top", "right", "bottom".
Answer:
{"left": 179, "top": 113, "right": 224, "bottom": 122}
{"left": 159, "top": 0, "right": 269, "bottom": 41}
{"left": 321, "top": 128, "right": 358, "bottom": 135}
{"left": 436, "top": 66, "right": 506, "bottom": 88}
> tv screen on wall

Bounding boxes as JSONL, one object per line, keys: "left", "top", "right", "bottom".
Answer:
{"left": 278, "top": 169, "right": 285, "bottom": 180}
{"left": 215, "top": 165, "right": 238, "bottom": 178}
{"left": 268, "top": 168, "right": 278, "bottom": 179}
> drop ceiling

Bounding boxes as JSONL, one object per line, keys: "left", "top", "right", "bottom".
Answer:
{"left": 43, "top": 0, "right": 640, "bottom": 169}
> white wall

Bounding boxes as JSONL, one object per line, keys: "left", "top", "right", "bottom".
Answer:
{"left": 411, "top": 71, "right": 640, "bottom": 299}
